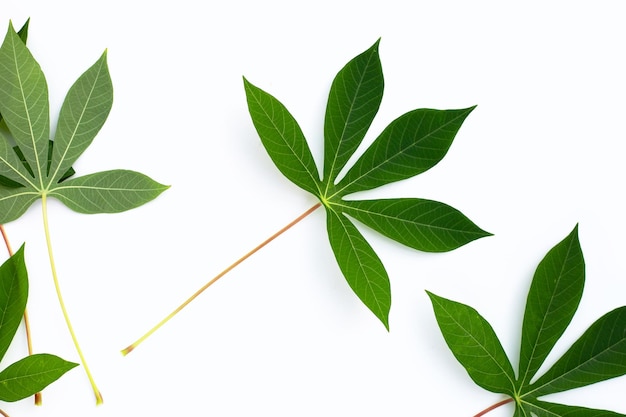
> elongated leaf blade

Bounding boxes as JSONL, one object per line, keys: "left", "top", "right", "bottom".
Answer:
{"left": 323, "top": 39, "right": 383, "bottom": 184}
{"left": 0, "top": 22, "right": 50, "bottom": 182}
{"left": 427, "top": 291, "right": 516, "bottom": 395}
{"left": 518, "top": 225, "right": 585, "bottom": 387}
{"left": 243, "top": 77, "right": 321, "bottom": 196}
{"left": 524, "top": 398, "right": 626, "bottom": 417}
{"left": 326, "top": 208, "right": 391, "bottom": 329}
{"left": 50, "top": 169, "right": 168, "bottom": 214}
{"left": 337, "top": 198, "right": 491, "bottom": 252}
{"left": 49, "top": 50, "right": 112, "bottom": 183}
{"left": 0, "top": 353, "right": 78, "bottom": 402}
{"left": 335, "top": 107, "right": 475, "bottom": 196}
{"left": 0, "top": 245, "right": 27, "bottom": 361}
{"left": 528, "top": 306, "right": 626, "bottom": 397}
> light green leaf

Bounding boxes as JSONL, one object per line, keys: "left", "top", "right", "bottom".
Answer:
{"left": 49, "top": 50, "right": 113, "bottom": 183}
{"left": 0, "top": 21, "right": 49, "bottom": 182}
{"left": 427, "top": 291, "right": 516, "bottom": 395}
{"left": 323, "top": 39, "right": 383, "bottom": 184}
{"left": 0, "top": 353, "right": 78, "bottom": 402}
{"left": 337, "top": 198, "right": 491, "bottom": 252}
{"left": 0, "top": 245, "right": 27, "bottom": 361}
{"left": 335, "top": 107, "right": 475, "bottom": 196}
{"left": 50, "top": 169, "right": 169, "bottom": 214}
{"left": 326, "top": 208, "right": 390, "bottom": 329}
{"left": 518, "top": 225, "right": 585, "bottom": 387}
{"left": 0, "top": 130, "right": 35, "bottom": 186}
{"left": 243, "top": 77, "right": 321, "bottom": 196}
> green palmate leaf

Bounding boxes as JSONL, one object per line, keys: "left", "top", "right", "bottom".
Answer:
{"left": 244, "top": 39, "right": 488, "bottom": 328}
{"left": 518, "top": 225, "right": 585, "bottom": 387}
{"left": 0, "top": 22, "right": 167, "bottom": 224}
{"left": 427, "top": 291, "right": 516, "bottom": 395}
{"left": 0, "top": 353, "right": 78, "bottom": 402}
{"left": 0, "top": 21, "right": 167, "bottom": 402}
{"left": 0, "top": 245, "right": 27, "bottom": 361}
{"left": 327, "top": 208, "right": 390, "bottom": 329}
{"left": 338, "top": 198, "right": 491, "bottom": 252}
{"left": 429, "top": 225, "right": 626, "bottom": 416}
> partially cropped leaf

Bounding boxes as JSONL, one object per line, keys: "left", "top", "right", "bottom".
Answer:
{"left": 0, "top": 245, "right": 27, "bottom": 361}
{"left": 429, "top": 225, "right": 626, "bottom": 416}
{"left": 0, "top": 22, "right": 168, "bottom": 224}
{"left": 245, "top": 39, "right": 489, "bottom": 327}
{"left": 0, "top": 247, "right": 77, "bottom": 403}
{"left": 0, "top": 354, "right": 78, "bottom": 402}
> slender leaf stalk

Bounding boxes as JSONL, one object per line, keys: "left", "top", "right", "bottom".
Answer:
{"left": 122, "top": 202, "right": 322, "bottom": 355}
{"left": 473, "top": 398, "right": 514, "bottom": 417}
{"left": 0, "top": 408, "right": 9, "bottom": 417}
{"left": 0, "top": 224, "right": 42, "bottom": 405}
{"left": 41, "top": 195, "right": 103, "bottom": 405}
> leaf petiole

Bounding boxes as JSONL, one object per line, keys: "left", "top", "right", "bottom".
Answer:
{"left": 41, "top": 195, "right": 103, "bottom": 405}
{"left": 472, "top": 398, "right": 514, "bottom": 417}
{"left": 0, "top": 224, "right": 41, "bottom": 405}
{"left": 122, "top": 202, "right": 322, "bottom": 355}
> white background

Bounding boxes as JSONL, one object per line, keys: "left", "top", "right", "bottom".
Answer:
{"left": 1, "top": 1, "right": 626, "bottom": 416}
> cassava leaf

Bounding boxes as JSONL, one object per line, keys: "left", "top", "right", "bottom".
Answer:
{"left": 245, "top": 39, "right": 488, "bottom": 328}
{"left": 0, "top": 20, "right": 166, "bottom": 402}
{"left": 0, "top": 245, "right": 27, "bottom": 361}
{"left": 51, "top": 170, "right": 169, "bottom": 214}
{"left": 323, "top": 38, "right": 383, "bottom": 184}
{"left": 338, "top": 198, "right": 491, "bottom": 252}
{"left": 334, "top": 107, "right": 476, "bottom": 196}
{"left": 326, "top": 208, "right": 390, "bottom": 329}
{"left": 243, "top": 77, "right": 321, "bottom": 196}
{"left": 429, "top": 225, "right": 626, "bottom": 416}
{"left": 0, "top": 353, "right": 78, "bottom": 402}
{"left": 426, "top": 291, "right": 516, "bottom": 395}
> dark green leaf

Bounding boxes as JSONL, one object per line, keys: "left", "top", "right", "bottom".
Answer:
{"left": 323, "top": 39, "right": 383, "bottom": 184}
{"left": 427, "top": 291, "right": 516, "bottom": 395}
{"left": 523, "top": 398, "right": 626, "bottom": 417}
{"left": 334, "top": 107, "right": 475, "bottom": 196}
{"left": 243, "top": 77, "right": 321, "bottom": 196}
{"left": 431, "top": 227, "right": 626, "bottom": 415}
{"left": 0, "top": 245, "right": 27, "bottom": 361}
{"left": 528, "top": 306, "right": 626, "bottom": 397}
{"left": 0, "top": 353, "right": 78, "bottom": 402}
{"left": 244, "top": 40, "right": 487, "bottom": 329}
{"left": 337, "top": 198, "right": 491, "bottom": 252}
{"left": 518, "top": 225, "right": 585, "bottom": 387}
{"left": 326, "top": 208, "right": 391, "bottom": 329}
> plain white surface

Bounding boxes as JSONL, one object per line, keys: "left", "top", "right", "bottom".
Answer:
{"left": 1, "top": 1, "right": 625, "bottom": 416}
